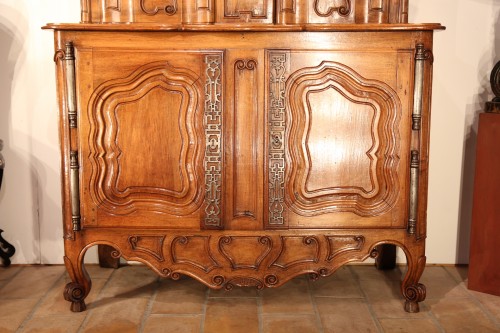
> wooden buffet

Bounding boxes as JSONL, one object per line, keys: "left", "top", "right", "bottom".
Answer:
{"left": 44, "top": 0, "right": 444, "bottom": 313}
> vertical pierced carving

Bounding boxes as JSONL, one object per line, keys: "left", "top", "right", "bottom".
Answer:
{"left": 204, "top": 55, "right": 223, "bottom": 228}
{"left": 268, "top": 52, "right": 288, "bottom": 226}
{"left": 313, "top": 0, "right": 351, "bottom": 17}
{"left": 408, "top": 150, "right": 419, "bottom": 234}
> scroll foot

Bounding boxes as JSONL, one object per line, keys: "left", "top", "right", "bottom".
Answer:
{"left": 64, "top": 282, "right": 87, "bottom": 312}
{"left": 403, "top": 282, "right": 426, "bottom": 313}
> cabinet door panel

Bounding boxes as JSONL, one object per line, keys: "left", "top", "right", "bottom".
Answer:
{"left": 78, "top": 50, "right": 223, "bottom": 228}
{"left": 266, "top": 50, "right": 411, "bottom": 229}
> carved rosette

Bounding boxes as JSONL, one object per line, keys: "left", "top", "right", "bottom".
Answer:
{"left": 204, "top": 54, "right": 224, "bottom": 227}
{"left": 268, "top": 52, "right": 288, "bottom": 226}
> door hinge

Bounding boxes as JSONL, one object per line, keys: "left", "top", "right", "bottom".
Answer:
{"left": 408, "top": 150, "right": 419, "bottom": 234}
{"left": 412, "top": 43, "right": 433, "bottom": 130}
{"left": 70, "top": 151, "right": 81, "bottom": 232}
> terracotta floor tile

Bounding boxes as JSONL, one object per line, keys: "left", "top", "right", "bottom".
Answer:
{"left": 84, "top": 264, "right": 115, "bottom": 279}
{"left": 310, "top": 267, "right": 362, "bottom": 298}
{"left": 19, "top": 314, "right": 85, "bottom": 333}
{"left": 33, "top": 277, "right": 107, "bottom": 316}
{"left": 0, "top": 266, "right": 22, "bottom": 281}
{"left": 98, "top": 265, "right": 157, "bottom": 299}
{"left": 0, "top": 266, "right": 64, "bottom": 299}
{"left": 0, "top": 298, "right": 39, "bottom": 332}
{"left": 421, "top": 266, "right": 469, "bottom": 299}
{"left": 143, "top": 315, "right": 202, "bottom": 333}
{"left": 316, "top": 297, "right": 379, "bottom": 333}
{"left": 349, "top": 264, "right": 406, "bottom": 281}
{"left": 261, "top": 278, "right": 314, "bottom": 314}
{"left": 429, "top": 297, "right": 500, "bottom": 332}
{"left": 152, "top": 278, "right": 207, "bottom": 314}
{"left": 204, "top": 298, "right": 259, "bottom": 333}
{"left": 358, "top": 279, "right": 429, "bottom": 318}
{"left": 469, "top": 290, "right": 500, "bottom": 322}
{"left": 262, "top": 314, "right": 321, "bottom": 333}
{"left": 81, "top": 298, "right": 149, "bottom": 333}
{"left": 209, "top": 286, "right": 259, "bottom": 298}
{"left": 379, "top": 318, "right": 441, "bottom": 333}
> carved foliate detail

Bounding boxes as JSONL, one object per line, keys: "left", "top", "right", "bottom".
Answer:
{"left": 219, "top": 236, "right": 272, "bottom": 270}
{"left": 204, "top": 54, "right": 223, "bottom": 227}
{"left": 171, "top": 236, "right": 220, "bottom": 272}
{"left": 129, "top": 235, "right": 165, "bottom": 261}
{"left": 326, "top": 236, "right": 365, "bottom": 261}
{"left": 268, "top": 52, "right": 288, "bottom": 226}
{"left": 140, "top": 0, "right": 178, "bottom": 15}
{"left": 270, "top": 236, "right": 320, "bottom": 269}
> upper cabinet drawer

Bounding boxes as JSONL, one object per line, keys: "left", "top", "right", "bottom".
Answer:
{"left": 80, "top": 0, "right": 409, "bottom": 24}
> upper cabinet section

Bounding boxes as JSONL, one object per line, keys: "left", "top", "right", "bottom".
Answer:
{"left": 80, "top": 0, "right": 409, "bottom": 25}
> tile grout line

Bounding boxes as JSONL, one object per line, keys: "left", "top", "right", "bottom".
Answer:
{"left": 199, "top": 284, "right": 210, "bottom": 333}
{"left": 442, "top": 267, "right": 500, "bottom": 329}
{"left": 347, "top": 265, "right": 385, "bottom": 333}
{"left": 15, "top": 269, "right": 66, "bottom": 333}
{"left": 257, "top": 290, "right": 263, "bottom": 333}
{"left": 137, "top": 276, "right": 161, "bottom": 333}
{"left": 306, "top": 275, "right": 325, "bottom": 333}
{"left": 77, "top": 266, "right": 120, "bottom": 333}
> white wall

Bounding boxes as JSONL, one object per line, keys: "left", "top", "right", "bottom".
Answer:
{"left": 0, "top": 0, "right": 498, "bottom": 264}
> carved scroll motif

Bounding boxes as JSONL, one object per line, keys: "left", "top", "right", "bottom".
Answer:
{"left": 141, "top": 0, "right": 178, "bottom": 15}
{"left": 204, "top": 55, "right": 223, "bottom": 227}
{"left": 314, "top": 0, "right": 351, "bottom": 17}
{"left": 268, "top": 52, "right": 288, "bottom": 226}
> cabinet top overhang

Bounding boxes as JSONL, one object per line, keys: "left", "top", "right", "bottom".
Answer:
{"left": 43, "top": 22, "right": 444, "bottom": 32}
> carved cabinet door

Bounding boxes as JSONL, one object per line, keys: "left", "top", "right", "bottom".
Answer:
{"left": 266, "top": 49, "right": 413, "bottom": 229}
{"left": 77, "top": 49, "right": 224, "bottom": 229}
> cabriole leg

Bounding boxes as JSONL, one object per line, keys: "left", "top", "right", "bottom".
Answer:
{"left": 63, "top": 247, "right": 91, "bottom": 312}
{"left": 402, "top": 243, "right": 426, "bottom": 313}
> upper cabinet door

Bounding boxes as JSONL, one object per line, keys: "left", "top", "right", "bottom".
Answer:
{"left": 76, "top": 47, "right": 224, "bottom": 229}
{"left": 266, "top": 48, "right": 413, "bottom": 229}
{"left": 216, "top": 0, "right": 274, "bottom": 23}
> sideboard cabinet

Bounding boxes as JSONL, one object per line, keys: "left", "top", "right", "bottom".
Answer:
{"left": 45, "top": 0, "right": 443, "bottom": 313}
